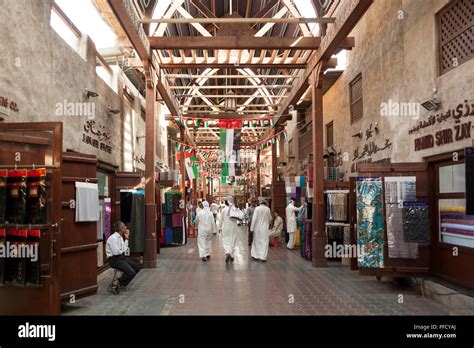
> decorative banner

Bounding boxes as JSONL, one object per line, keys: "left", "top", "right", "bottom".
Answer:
{"left": 219, "top": 120, "right": 242, "bottom": 179}
{"left": 255, "top": 129, "right": 287, "bottom": 151}
{"left": 356, "top": 177, "right": 385, "bottom": 269}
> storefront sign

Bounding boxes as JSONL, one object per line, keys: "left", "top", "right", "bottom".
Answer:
{"left": 82, "top": 120, "right": 112, "bottom": 154}
{"left": 414, "top": 121, "right": 472, "bottom": 151}
{"left": 408, "top": 100, "right": 474, "bottom": 134}
{"left": 0, "top": 96, "right": 19, "bottom": 116}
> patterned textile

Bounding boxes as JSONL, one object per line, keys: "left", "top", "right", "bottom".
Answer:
{"left": 356, "top": 177, "right": 385, "bottom": 268}
{"left": 285, "top": 176, "right": 307, "bottom": 199}
{"left": 104, "top": 200, "right": 112, "bottom": 241}
{"left": 303, "top": 222, "right": 312, "bottom": 260}
{"left": 403, "top": 202, "right": 430, "bottom": 243}
{"left": 0, "top": 170, "right": 7, "bottom": 225}
{"left": 164, "top": 193, "right": 174, "bottom": 214}
{"left": 173, "top": 227, "right": 183, "bottom": 244}
{"left": 386, "top": 204, "right": 418, "bottom": 259}
{"left": 384, "top": 177, "right": 418, "bottom": 259}
{"left": 5, "top": 170, "right": 27, "bottom": 224}
{"left": 326, "top": 193, "right": 348, "bottom": 222}
{"left": 25, "top": 169, "right": 47, "bottom": 224}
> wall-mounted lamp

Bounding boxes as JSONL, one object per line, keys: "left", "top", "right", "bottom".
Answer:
{"left": 108, "top": 107, "right": 121, "bottom": 115}
{"left": 374, "top": 122, "right": 379, "bottom": 132}
{"left": 85, "top": 89, "right": 99, "bottom": 99}
{"left": 421, "top": 98, "right": 441, "bottom": 111}
{"left": 352, "top": 130, "right": 363, "bottom": 139}
{"left": 287, "top": 156, "right": 295, "bottom": 160}
{"left": 136, "top": 135, "right": 146, "bottom": 142}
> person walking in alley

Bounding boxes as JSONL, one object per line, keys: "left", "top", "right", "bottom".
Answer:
{"left": 195, "top": 201, "right": 216, "bottom": 262}
{"left": 250, "top": 197, "right": 272, "bottom": 262}
{"left": 219, "top": 196, "right": 240, "bottom": 264}
{"left": 286, "top": 198, "right": 304, "bottom": 250}
{"left": 245, "top": 198, "right": 257, "bottom": 245}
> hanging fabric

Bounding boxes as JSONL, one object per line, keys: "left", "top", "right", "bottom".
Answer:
{"left": 75, "top": 182, "right": 100, "bottom": 222}
{"left": 4, "top": 229, "right": 28, "bottom": 286}
{"left": 0, "top": 170, "right": 7, "bottom": 225}
{"left": 326, "top": 192, "right": 348, "bottom": 222}
{"left": 5, "top": 170, "right": 27, "bottom": 224}
{"left": 129, "top": 190, "right": 146, "bottom": 253}
{"left": 25, "top": 168, "right": 47, "bottom": 224}
{"left": 104, "top": 198, "right": 112, "bottom": 241}
{"left": 26, "top": 229, "right": 41, "bottom": 286}
{"left": 356, "top": 177, "right": 385, "bottom": 268}
{"left": 403, "top": 202, "right": 430, "bottom": 243}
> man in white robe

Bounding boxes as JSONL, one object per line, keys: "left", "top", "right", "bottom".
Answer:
{"left": 268, "top": 211, "right": 284, "bottom": 246}
{"left": 250, "top": 197, "right": 272, "bottom": 262}
{"left": 219, "top": 196, "right": 240, "bottom": 264}
{"left": 286, "top": 198, "right": 304, "bottom": 250}
{"left": 195, "top": 201, "right": 216, "bottom": 262}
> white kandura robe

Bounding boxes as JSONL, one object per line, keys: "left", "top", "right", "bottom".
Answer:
{"left": 219, "top": 206, "right": 239, "bottom": 257}
{"left": 250, "top": 204, "right": 272, "bottom": 260}
{"left": 196, "top": 208, "right": 216, "bottom": 258}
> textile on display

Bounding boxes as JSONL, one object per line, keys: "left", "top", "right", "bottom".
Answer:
{"left": 303, "top": 221, "right": 312, "bottom": 260}
{"left": 75, "top": 182, "right": 100, "bottom": 222}
{"left": 5, "top": 170, "right": 27, "bottom": 224}
{"left": 386, "top": 204, "right": 419, "bottom": 259}
{"left": 384, "top": 177, "right": 418, "bottom": 259}
{"left": 173, "top": 227, "right": 183, "bottom": 244}
{"left": 0, "top": 170, "right": 7, "bottom": 224}
{"left": 104, "top": 198, "right": 112, "bottom": 241}
{"left": 129, "top": 190, "right": 146, "bottom": 253}
{"left": 4, "top": 229, "right": 28, "bottom": 286}
{"left": 326, "top": 192, "right": 348, "bottom": 222}
{"left": 26, "top": 229, "right": 41, "bottom": 286}
{"left": 466, "top": 147, "right": 474, "bottom": 215}
{"left": 172, "top": 213, "right": 183, "bottom": 227}
{"left": 120, "top": 191, "right": 133, "bottom": 223}
{"left": 0, "top": 229, "right": 5, "bottom": 285}
{"left": 285, "top": 176, "right": 307, "bottom": 199}
{"left": 165, "top": 214, "right": 173, "bottom": 228}
{"left": 356, "top": 177, "right": 385, "bottom": 268}
{"left": 165, "top": 227, "right": 173, "bottom": 244}
{"left": 25, "top": 168, "right": 47, "bottom": 224}
{"left": 440, "top": 206, "right": 474, "bottom": 240}
{"left": 403, "top": 202, "right": 430, "bottom": 243}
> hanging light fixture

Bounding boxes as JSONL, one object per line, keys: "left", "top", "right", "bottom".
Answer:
{"left": 225, "top": 90, "right": 236, "bottom": 112}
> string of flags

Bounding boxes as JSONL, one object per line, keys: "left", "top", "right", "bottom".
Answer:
{"left": 254, "top": 129, "right": 288, "bottom": 151}
{"left": 168, "top": 115, "right": 278, "bottom": 128}
{"left": 174, "top": 141, "right": 213, "bottom": 159}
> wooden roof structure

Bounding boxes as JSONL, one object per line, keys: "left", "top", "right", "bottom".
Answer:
{"left": 107, "top": 0, "right": 372, "bottom": 149}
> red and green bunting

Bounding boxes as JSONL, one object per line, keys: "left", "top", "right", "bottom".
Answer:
{"left": 176, "top": 146, "right": 198, "bottom": 180}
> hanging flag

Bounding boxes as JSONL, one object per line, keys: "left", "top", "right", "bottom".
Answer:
{"left": 219, "top": 120, "right": 242, "bottom": 179}
{"left": 184, "top": 151, "right": 199, "bottom": 180}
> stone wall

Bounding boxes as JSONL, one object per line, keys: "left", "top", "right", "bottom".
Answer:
{"left": 321, "top": 0, "right": 474, "bottom": 177}
{"left": 0, "top": 0, "right": 163, "bottom": 170}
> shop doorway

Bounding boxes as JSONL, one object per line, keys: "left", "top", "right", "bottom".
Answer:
{"left": 429, "top": 151, "right": 474, "bottom": 291}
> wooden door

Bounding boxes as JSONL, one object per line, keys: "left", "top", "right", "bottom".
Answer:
{"left": 60, "top": 152, "right": 98, "bottom": 301}
{"left": 0, "top": 122, "right": 62, "bottom": 315}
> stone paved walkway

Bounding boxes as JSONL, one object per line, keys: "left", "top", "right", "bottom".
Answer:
{"left": 63, "top": 230, "right": 452, "bottom": 316}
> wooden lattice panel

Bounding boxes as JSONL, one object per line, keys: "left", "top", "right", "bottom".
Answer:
{"left": 350, "top": 74, "right": 363, "bottom": 123}
{"left": 438, "top": 0, "right": 474, "bottom": 75}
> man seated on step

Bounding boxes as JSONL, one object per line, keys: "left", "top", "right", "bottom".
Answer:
{"left": 106, "top": 222, "right": 141, "bottom": 290}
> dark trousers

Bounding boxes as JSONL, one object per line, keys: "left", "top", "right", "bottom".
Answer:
{"left": 109, "top": 255, "right": 141, "bottom": 286}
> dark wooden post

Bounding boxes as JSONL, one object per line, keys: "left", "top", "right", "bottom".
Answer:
{"left": 256, "top": 149, "right": 261, "bottom": 197}
{"left": 179, "top": 126, "right": 186, "bottom": 196}
{"left": 271, "top": 131, "right": 278, "bottom": 211}
{"left": 310, "top": 67, "right": 327, "bottom": 268}
{"left": 143, "top": 61, "right": 157, "bottom": 268}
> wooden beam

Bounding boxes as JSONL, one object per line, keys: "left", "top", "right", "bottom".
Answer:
{"left": 150, "top": 36, "right": 321, "bottom": 50}
{"left": 175, "top": 94, "right": 287, "bottom": 98}
{"left": 275, "top": 0, "right": 372, "bottom": 125}
{"left": 191, "top": 0, "right": 219, "bottom": 30}
{"left": 143, "top": 17, "right": 336, "bottom": 24}
{"left": 166, "top": 74, "right": 294, "bottom": 79}
{"left": 167, "top": 113, "right": 275, "bottom": 120}
{"left": 160, "top": 63, "right": 306, "bottom": 69}
{"left": 108, "top": 0, "right": 150, "bottom": 60}
{"left": 170, "top": 85, "right": 292, "bottom": 90}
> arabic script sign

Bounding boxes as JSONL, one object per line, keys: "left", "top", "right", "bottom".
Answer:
{"left": 82, "top": 120, "right": 113, "bottom": 154}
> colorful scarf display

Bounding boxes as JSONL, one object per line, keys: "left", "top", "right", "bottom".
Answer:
{"left": 326, "top": 192, "right": 348, "bottom": 222}
{"left": 0, "top": 170, "right": 7, "bottom": 224}
{"left": 384, "top": 177, "right": 418, "bottom": 259}
{"left": 5, "top": 170, "right": 27, "bottom": 224}
{"left": 356, "top": 177, "right": 385, "bottom": 268}
{"left": 285, "top": 176, "right": 306, "bottom": 198}
{"left": 26, "top": 168, "right": 47, "bottom": 224}
{"left": 403, "top": 202, "right": 430, "bottom": 243}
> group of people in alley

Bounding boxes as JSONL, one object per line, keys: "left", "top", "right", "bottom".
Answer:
{"left": 194, "top": 195, "right": 305, "bottom": 263}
